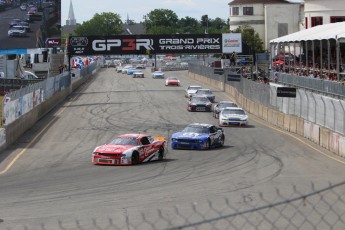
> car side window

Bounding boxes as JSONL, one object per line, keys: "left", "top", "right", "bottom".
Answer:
{"left": 148, "top": 136, "right": 154, "bottom": 144}
{"left": 210, "top": 126, "right": 217, "bottom": 134}
{"left": 140, "top": 137, "right": 150, "bottom": 145}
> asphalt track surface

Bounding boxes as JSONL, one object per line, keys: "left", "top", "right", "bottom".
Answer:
{"left": 0, "top": 68, "right": 345, "bottom": 229}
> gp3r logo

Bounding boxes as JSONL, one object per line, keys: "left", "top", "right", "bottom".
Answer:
{"left": 92, "top": 39, "right": 154, "bottom": 51}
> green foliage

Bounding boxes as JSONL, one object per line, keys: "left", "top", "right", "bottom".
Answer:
{"left": 177, "top": 16, "right": 203, "bottom": 34}
{"left": 235, "top": 24, "right": 264, "bottom": 53}
{"left": 75, "top": 12, "right": 122, "bottom": 36}
{"left": 144, "top": 9, "right": 179, "bottom": 34}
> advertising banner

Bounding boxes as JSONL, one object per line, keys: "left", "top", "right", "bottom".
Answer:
{"left": 68, "top": 34, "right": 241, "bottom": 55}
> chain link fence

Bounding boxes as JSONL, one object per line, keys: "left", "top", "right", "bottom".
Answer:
{"left": 2, "top": 181, "right": 345, "bottom": 230}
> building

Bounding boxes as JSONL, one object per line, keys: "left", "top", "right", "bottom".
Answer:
{"left": 228, "top": 0, "right": 303, "bottom": 50}
{"left": 61, "top": 2, "right": 144, "bottom": 36}
{"left": 304, "top": 0, "right": 345, "bottom": 29}
{"left": 62, "top": 0, "right": 78, "bottom": 35}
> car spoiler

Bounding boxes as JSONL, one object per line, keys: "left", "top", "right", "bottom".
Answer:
{"left": 153, "top": 136, "right": 166, "bottom": 141}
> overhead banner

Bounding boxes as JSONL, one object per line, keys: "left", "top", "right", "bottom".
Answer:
{"left": 67, "top": 34, "right": 242, "bottom": 55}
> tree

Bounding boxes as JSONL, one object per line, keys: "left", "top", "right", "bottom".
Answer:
{"left": 235, "top": 24, "right": 264, "bottom": 54}
{"left": 74, "top": 12, "right": 122, "bottom": 36}
{"left": 177, "top": 16, "right": 202, "bottom": 34}
{"left": 144, "top": 9, "right": 179, "bottom": 34}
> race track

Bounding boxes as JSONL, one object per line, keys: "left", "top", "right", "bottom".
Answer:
{"left": 0, "top": 68, "right": 345, "bottom": 230}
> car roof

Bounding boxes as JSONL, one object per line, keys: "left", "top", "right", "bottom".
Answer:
{"left": 188, "top": 85, "right": 201, "bottom": 88}
{"left": 218, "top": 101, "right": 236, "bottom": 104}
{"left": 119, "top": 134, "right": 147, "bottom": 138}
{"left": 223, "top": 107, "right": 244, "bottom": 111}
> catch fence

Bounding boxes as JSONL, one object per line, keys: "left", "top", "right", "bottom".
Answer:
{"left": 2, "top": 181, "right": 345, "bottom": 230}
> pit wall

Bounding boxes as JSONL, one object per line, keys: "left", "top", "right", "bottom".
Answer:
{"left": 188, "top": 71, "right": 345, "bottom": 158}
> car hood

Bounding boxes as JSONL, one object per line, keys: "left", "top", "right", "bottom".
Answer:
{"left": 94, "top": 144, "right": 135, "bottom": 154}
{"left": 221, "top": 114, "right": 247, "bottom": 119}
{"left": 172, "top": 132, "right": 208, "bottom": 139}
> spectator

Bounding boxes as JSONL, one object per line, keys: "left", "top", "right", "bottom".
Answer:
{"left": 274, "top": 72, "right": 278, "bottom": 83}
{"left": 230, "top": 51, "right": 237, "bottom": 66}
{"left": 58, "top": 64, "right": 64, "bottom": 74}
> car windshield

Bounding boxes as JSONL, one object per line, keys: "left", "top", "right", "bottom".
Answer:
{"left": 218, "top": 102, "right": 237, "bottom": 108}
{"left": 191, "top": 97, "right": 210, "bottom": 103}
{"left": 223, "top": 109, "right": 246, "bottom": 115}
{"left": 188, "top": 86, "right": 201, "bottom": 91}
{"left": 197, "top": 90, "right": 212, "bottom": 95}
{"left": 182, "top": 126, "right": 209, "bottom": 134}
{"left": 168, "top": 77, "right": 178, "bottom": 80}
{"left": 110, "top": 137, "right": 138, "bottom": 146}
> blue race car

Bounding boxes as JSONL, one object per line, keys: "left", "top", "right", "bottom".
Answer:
{"left": 171, "top": 123, "right": 225, "bottom": 150}
{"left": 152, "top": 71, "right": 165, "bottom": 79}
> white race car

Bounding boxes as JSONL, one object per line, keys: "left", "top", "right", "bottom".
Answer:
{"left": 185, "top": 85, "right": 202, "bottom": 98}
{"left": 219, "top": 107, "right": 248, "bottom": 126}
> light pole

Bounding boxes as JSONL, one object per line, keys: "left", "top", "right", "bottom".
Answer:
{"left": 205, "top": 15, "right": 208, "bottom": 34}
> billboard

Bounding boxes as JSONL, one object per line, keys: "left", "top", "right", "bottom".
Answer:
{"left": 67, "top": 34, "right": 242, "bottom": 56}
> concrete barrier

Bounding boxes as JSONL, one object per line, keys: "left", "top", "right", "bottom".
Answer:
{"left": 289, "top": 115, "right": 297, "bottom": 133}
{"left": 339, "top": 136, "right": 345, "bottom": 157}
{"left": 5, "top": 88, "right": 70, "bottom": 147}
{"left": 296, "top": 117, "right": 304, "bottom": 136}
{"left": 320, "top": 127, "right": 330, "bottom": 150}
{"left": 283, "top": 114, "right": 290, "bottom": 131}
{"left": 329, "top": 132, "right": 340, "bottom": 155}
{"left": 277, "top": 112, "right": 284, "bottom": 129}
{"left": 2, "top": 72, "right": 95, "bottom": 151}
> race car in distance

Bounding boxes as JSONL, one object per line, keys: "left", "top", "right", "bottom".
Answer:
{"left": 133, "top": 71, "right": 144, "bottom": 78}
{"left": 116, "top": 67, "right": 123, "bottom": 73}
{"left": 194, "top": 88, "right": 215, "bottom": 102}
{"left": 171, "top": 123, "right": 225, "bottom": 150}
{"left": 152, "top": 71, "right": 165, "bottom": 79}
{"left": 218, "top": 107, "right": 248, "bottom": 127}
{"left": 213, "top": 101, "right": 238, "bottom": 118}
{"left": 121, "top": 65, "right": 134, "bottom": 74}
{"left": 187, "top": 95, "right": 212, "bottom": 112}
{"left": 165, "top": 77, "right": 180, "bottom": 86}
{"left": 136, "top": 64, "right": 146, "bottom": 69}
{"left": 185, "top": 85, "right": 202, "bottom": 98}
{"left": 127, "top": 68, "right": 139, "bottom": 75}
{"left": 92, "top": 134, "right": 167, "bottom": 165}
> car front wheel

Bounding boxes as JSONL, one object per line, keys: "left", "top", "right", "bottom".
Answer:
{"left": 205, "top": 139, "right": 211, "bottom": 150}
{"left": 158, "top": 147, "right": 164, "bottom": 161}
{"left": 131, "top": 152, "right": 139, "bottom": 165}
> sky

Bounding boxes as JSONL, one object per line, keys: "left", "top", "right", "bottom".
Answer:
{"left": 61, "top": 0, "right": 234, "bottom": 26}
{"left": 61, "top": 0, "right": 304, "bottom": 26}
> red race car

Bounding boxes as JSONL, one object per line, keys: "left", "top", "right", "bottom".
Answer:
{"left": 165, "top": 77, "right": 180, "bottom": 86}
{"left": 92, "top": 134, "right": 167, "bottom": 165}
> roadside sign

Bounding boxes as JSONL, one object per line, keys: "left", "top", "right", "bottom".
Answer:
{"left": 214, "top": 68, "right": 224, "bottom": 75}
{"left": 227, "top": 74, "right": 241, "bottom": 82}
{"left": 277, "top": 87, "right": 297, "bottom": 98}
{"left": 46, "top": 38, "right": 61, "bottom": 47}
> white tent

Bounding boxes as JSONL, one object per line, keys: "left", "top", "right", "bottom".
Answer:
{"left": 270, "top": 21, "right": 345, "bottom": 43}
{"left": 269, "top": 22, "right": 345, "bottom": 79}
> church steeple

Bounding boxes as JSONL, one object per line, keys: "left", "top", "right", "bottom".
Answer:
{"left": 66, "top": 0, "right": 76, "bottom": 25}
